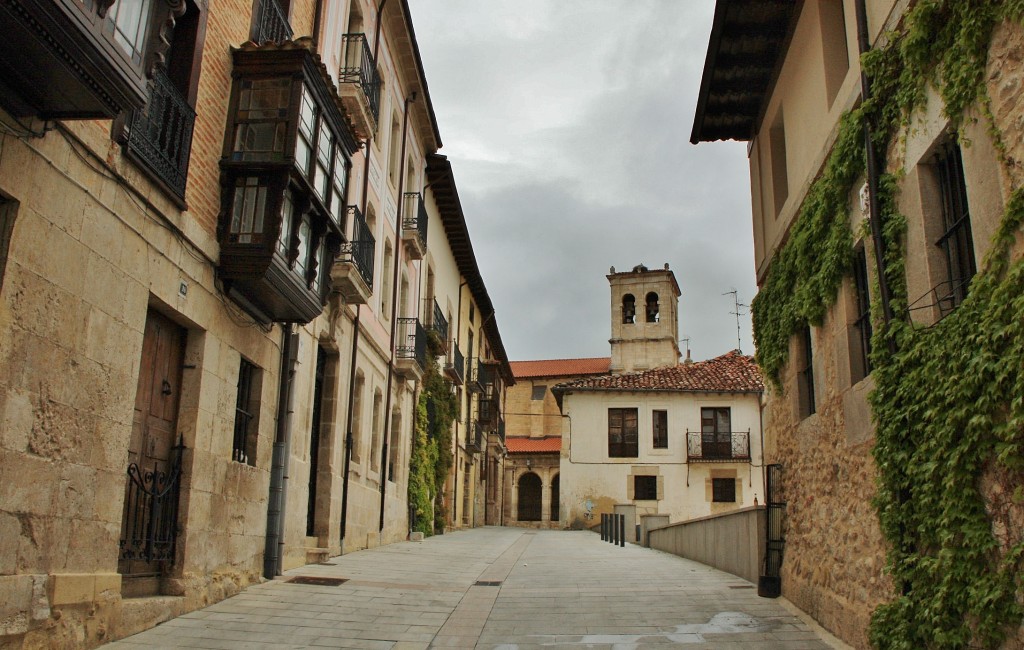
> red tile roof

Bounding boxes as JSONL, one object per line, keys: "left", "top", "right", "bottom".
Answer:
{"left": 552, "top": 350, "right": 764, "bottom": 395}
{"left": 505, "top": 437, "right": 562, "bottom": 453}
{"left": 510, "top": 357, "right": 611, "bottom": 379}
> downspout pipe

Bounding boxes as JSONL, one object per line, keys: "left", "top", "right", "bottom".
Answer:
{"left": 855, "top": 1, "right": 908, "bottom": 597}
{"left": 854, "top": 0, "right": 895, "bottom": 335}
{"left": 378, "top": 90, "right": 417, "bottom": 532}
{"left": 339, "top": 308, "right": 361, "bottom": 552}
{"left": 264, "top": 324, "right": 298, "bottom": 578}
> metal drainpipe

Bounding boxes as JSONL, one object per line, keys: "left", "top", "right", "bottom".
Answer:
{"left": 264, "top": 324, "right": 298, "bottom": 578}
{"left": 854, "top": 0, "right": 895, "bottom": 334}
{"left": 378, "top": 91, "right": 417, "bottom": 532}
{"left": 339, "top": 308, "right": 361, "bottom": 553}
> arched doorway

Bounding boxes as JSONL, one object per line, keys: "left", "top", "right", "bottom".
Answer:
{"left": 550, "top": 474, "right": 560, "bottom": 522}
{"left": 517, "top": 473, "right": 542, "bottom": 522}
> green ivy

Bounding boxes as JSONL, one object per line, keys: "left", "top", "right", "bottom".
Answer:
{"left": 407, "top": 335, "right": 456, "bottom": 536}
{"left": 747, "top": 1, "right": 1024, "bottom": 647}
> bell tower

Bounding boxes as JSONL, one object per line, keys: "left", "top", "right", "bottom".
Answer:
{"left": 608, "top": 263, "right": 681, "bottom": 373}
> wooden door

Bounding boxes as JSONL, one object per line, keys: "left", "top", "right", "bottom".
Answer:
{"left": 119, "top": 310, "right": 186, "bottom": 592}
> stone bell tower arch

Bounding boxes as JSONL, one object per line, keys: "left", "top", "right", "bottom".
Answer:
{"left": 608, "top": 263, "right": 681, "bottom": 373}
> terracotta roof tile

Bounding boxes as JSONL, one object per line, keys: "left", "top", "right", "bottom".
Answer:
{"left": 552, "top": 350, "right": 763, "bottom": 394}
{"left": 510, "top": 357, "right": 611, "bottom": 379}
{"left": 505, "top": 437, "right": 562, "bottom": 453}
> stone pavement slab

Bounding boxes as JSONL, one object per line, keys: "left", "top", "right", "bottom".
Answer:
{"left": 102, "top": 527, "right": 840, "bottom": 649}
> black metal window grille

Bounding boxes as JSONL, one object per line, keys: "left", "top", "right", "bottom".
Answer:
{"left": 634, "top": 475, "right": 658, "bottom": 501}
{"left": 252, "top": 0, "right": 293, "bottom": 43}
{"left": 852, "top": 247, "right": 873, "bottom": 382}
{"left": 712, "top": 477, "right": 736, "bottom": 503}
{"left": 608, "top": 408, "right": 638, "bottom": 458}
{"left": 232, "top": 358, "right": 258, "bottom": 464}
{"left": 797, "top": 326, "right": 815, "bottom": 417}
{"left": 934, "top": 141, "right": 976, "bottom": 315}
{"left": 765, "top": 464, "right": 786, "bottom": 578}
{"left": 125, "top": 67, "right": 196, "bottom": 199}
{"left": 652, "top": 410, "right": 668, "bottom": 449}
{"left": 119, "top": 437, "right": 185, "bottom": 564}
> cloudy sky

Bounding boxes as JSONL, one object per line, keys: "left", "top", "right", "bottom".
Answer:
{"left": 408, "top": 1, "right": 756, "bottom": 362}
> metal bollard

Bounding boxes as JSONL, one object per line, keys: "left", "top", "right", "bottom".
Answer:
{"left": 618, "top": 514, "right": 625, "bottom": 547}
{"left": 613, "top": 514, "right": 619, "bottom": 546}
{"left": 601, "top": 513, "right": 607, "bottom": 541}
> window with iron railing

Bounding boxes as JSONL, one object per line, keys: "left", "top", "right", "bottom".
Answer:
{"left": 232, "top": 358, "right": 260, "bottom": 465}
{"left": 252, "top": 0, "right": 292, "bottom": 43}
{"left": 934, "top": 140, "right": 976, "bottom": 316}
{"left": 712, "top": 478, "right": 737, "bottom": 503}
{"left": 340, "top": 33, "right": 380, "bottom": 120}
{"left": 850, "top": 246, "right": 872, "bottom": 383}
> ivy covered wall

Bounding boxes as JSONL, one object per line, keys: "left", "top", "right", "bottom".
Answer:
{"left": 749, "top": 2, "right": 1024, "bottom": 648}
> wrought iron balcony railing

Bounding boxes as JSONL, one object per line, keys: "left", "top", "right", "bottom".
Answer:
{"left": 445, "top": 344, "right": 465, "bottom": 384}
{"left": 346, "top": 205, "right": 375, "bottom": 290}
{"left": 466, "top": 357, "right": 482, "bottom": 393}
{"left": 686, "top": 430, "right": 751, "bottom": 462}
{"left": 401, "top": 192, "right": 428, "bottom": 257}
{"left": 340, "top": 33, "right": 381, "bottom": 120}
{"left": 396, "top": 317, "right": 427, "bottom": 371}
{"left": 479, "top": 394, "right": 500, "bottom": 427}
{"left": 466, "top": 419, "right": 484, "bottom": 453}
{"left": 125, "top": 68, "right": 195, "bottom": 200}
{"left": 253, "top": 0, "right": 293, "bottom": 43}
{"left": 428, "top": 299, "right": 448, "bottom": 347}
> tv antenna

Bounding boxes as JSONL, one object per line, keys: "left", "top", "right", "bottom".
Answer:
{"left": 723, "top": 290, "right": 748, "bottom": 353}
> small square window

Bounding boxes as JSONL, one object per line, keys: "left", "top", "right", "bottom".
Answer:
{"left": 634, "top": 475, "right": 658, "bottom": 501}
{"left": 530, "top": 385, "right": 547, "bottom": 401}
{"left": 712, "top": 478, "right": 736, "bottom": 503}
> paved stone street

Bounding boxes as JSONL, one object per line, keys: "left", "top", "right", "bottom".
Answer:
{"left": 103, "top": 527, "right": 839, "bottom": 649}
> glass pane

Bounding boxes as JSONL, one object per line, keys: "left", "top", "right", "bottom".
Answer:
{"left": 277, "top": 190, "right": 294, "bottom": 257}
{"left": 295, "top": 134, "right": 311, "bottom": 175}
{"left": 716, "top": 409, "right": 730, "bottom": 433}
{"left": 315, "top": 163, "right": 329, "bottom": 199}
{"left": 233, "top": 124, "right": 286, "bottom": 162}
{"left": 317, "top": 123, "right": 332, "bottom": 168}
{"left": 310, "top": 237, "right": 323, "bottom": 292}
{"left": 238, "top": 78, "right": 290, "bottom": 119}
{"left": 295, "top": 216, "right": 311, "bottom": 275}
{"left": 299, "top": 86, "right": 316, "bottom": 139}
{"left": 331, "top": 188, "right": 344, "bottom": 224}
{"left": 230, "top": 178, "right": 267, "bottom": 244}
{"left": 108, "top": 0, "right": 152, "bottom": 66}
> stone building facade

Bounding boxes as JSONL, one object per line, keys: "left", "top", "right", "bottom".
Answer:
{"left": 502, "top": 358, "right": 609, "bottom": 528}
{"left": 692, "top": 1, "right": 1024, "bottom": 647}
{"left": 0, "top": 1, "right": 509, "bottom": 647}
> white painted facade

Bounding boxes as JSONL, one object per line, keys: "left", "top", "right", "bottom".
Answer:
{"left": 559, "top": 388, "right": 764, "bottom": 530}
